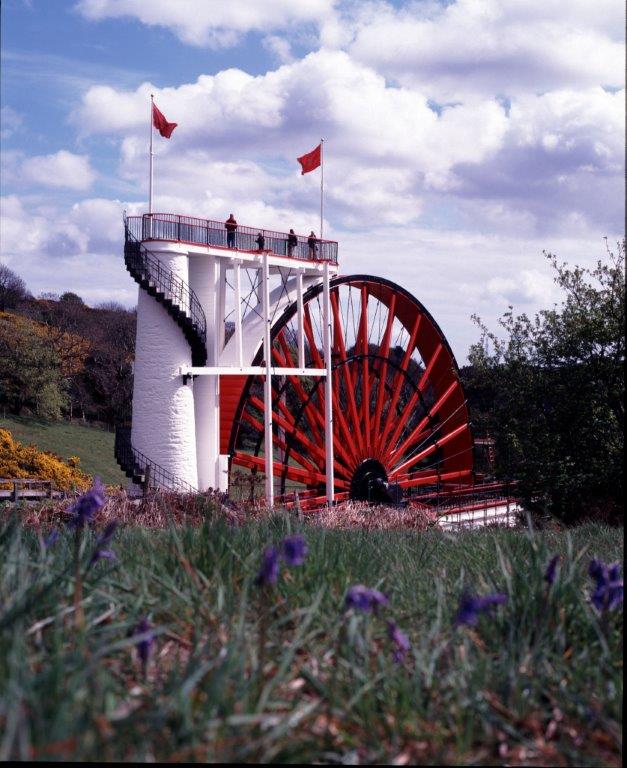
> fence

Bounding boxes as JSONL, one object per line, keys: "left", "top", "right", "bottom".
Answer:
{"left": 126, "top": 213, "right": 339, "bottom": 264}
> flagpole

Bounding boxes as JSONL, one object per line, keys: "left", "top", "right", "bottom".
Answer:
{"left": 320, "top": 138, "right": 324, "bottom": 243}
{"left": 149, "top": 93, "right": 154, "bottom": 215}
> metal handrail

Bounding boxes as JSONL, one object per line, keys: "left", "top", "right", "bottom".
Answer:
{"left": 124, "top": 225, "right": 207, "bottom": 356}
{"left": 114, "top": 427, "right": 197, "bottom": 494}
{"left": 126, "top": 213, "right": 339, "bottom": 264}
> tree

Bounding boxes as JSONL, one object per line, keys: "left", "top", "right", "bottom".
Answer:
{"left": 0, "top": 265, "right": 28, "bottom": 311}
{"left": 466, "top": 240, "right": 624, "bottom": 523}
{"left": 0, "top": 313, "right": 68, "bottom": 419}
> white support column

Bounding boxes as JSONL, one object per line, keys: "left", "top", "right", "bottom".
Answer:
{"left": 297, "top": 272, "right": 305, "bottom": 369}
{"left": 217, "top": 259, "right": 227, "bottom": 354}
{"left": 262, "top": 252, "right": 274, "bottom": 508}
{"left": 234, "top": 260, "right": 243, "bottom": 367}
{"left": 323, "top": 261, "right": 334, "bottom": 504}
{"left": 189, "top": 253, "right": 220, "bottom": 491}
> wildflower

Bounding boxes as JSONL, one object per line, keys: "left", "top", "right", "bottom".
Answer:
{"left": 454, "top": 591, "right": 507, "bottom": 626}
{"left": 544, "top": 554, "right": 560, "bottom": 586}
{"left": 282, "top": 534, "right": 308, "bottom": 566}
{"left": 43, "top": 529, "right": 59, "bottom": 548}
{"left": 588, "top": 559, "right": 623, "bottom": 612}
{"left": 88, "top": 521, "right": 118, "bottom": 567}
{"left": 134, "top": 617, "right": 154, "bottom": 674}
{"left": 344, "top": 584, "right": 389, "bottom": 613}
{"left": 67, "top": 477, "right": 106, "bottom": 529}
{"left": 255, "top": 546, "right": 280, "bottom": 587}
{"left": 387, "top": 619, "right": 411, "bottom": 663}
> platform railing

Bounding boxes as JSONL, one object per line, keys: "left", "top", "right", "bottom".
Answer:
{"left": 114, "top": 427, "right": 197, "bottom": 494}
{"left": 126, "top": 213, "right": 339, "bottom": 264}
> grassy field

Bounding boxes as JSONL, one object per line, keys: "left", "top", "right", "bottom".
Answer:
{"left": 0, "top": 500, "right": 622, "bottom": 764}
{"left": 0, "top": 415, "right": 126, "bottom": 486}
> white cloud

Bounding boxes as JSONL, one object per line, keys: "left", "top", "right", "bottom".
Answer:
{"left": 18, "top": 150, "right": 96, "bottom": 191}
{"left": 262, "top": 35, "right": 294, "bottom": 64}
{"left": 340, "top": 0, "right": 624, "bottom": 100}
{"left": 0, "top": 106, "right": 23, "bottom": 139}
{"left": 75, "top": 0, "right": 335, "bottom": 47}
{"left": 70, "top": 48, "right": 622, "bottom": 235}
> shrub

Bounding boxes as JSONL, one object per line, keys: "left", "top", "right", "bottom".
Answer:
{"left": 0, "top": 428, "right": 90, "bottom": 491}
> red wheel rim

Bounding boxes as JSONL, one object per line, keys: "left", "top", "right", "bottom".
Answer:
{"left": 227, "top": 275, "right": 474, "bottom": 505}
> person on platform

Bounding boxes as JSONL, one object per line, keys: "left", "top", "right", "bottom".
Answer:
{"left": 225, "top": 214, "right": 238, "bottom": 248}
{"left": 307, "top": 231, "right": 318, "bottom": 259}
{"left": 255, "top": 232, "right": 265, "bottom": 251}
{"left": 287, "top": 228, "right": 298, "bottom": 257}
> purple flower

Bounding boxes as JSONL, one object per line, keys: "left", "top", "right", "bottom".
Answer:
{"left": 134, "top": 617, "right": 154, "bottom": 672}
{"left": 544, "top": 555, "right": 560, "bottom": 586}
{"left": 344, "top": 585, "right": 389, "bottom": 613}
{"left": 387, "top": 619, "right": 411, "bottom": 663}
{"left": 281, "top": 534, "right": 308, "bottom": 566}
{"left": 88, "top": 521, "right": 118, "bottom": 567}
{"left": 43, "top": 529, "right": 59, "bottom": 548}
{"left": 67, "top": 477, "right": 106, "bottom": 529}
{"left": 454, "top": 591, "right": 508, "bottom": 627}
{"left": 255, "top": 546, "right": 280, "bottom": 587}
{"left": 588, "top": 559, "right": 623, "bottom": 612}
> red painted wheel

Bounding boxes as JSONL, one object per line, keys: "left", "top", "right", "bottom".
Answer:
{"left": 227, "top": 275, "right": 474, "bottom": 506}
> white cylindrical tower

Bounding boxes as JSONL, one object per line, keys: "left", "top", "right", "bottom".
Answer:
{"left": 131, "top": 242, "right": 198, "bottom": 488}
{"left": 189, "top": 253, "right": 221, "bottom": 491}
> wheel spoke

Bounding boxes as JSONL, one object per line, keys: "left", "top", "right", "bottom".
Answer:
{"left": 331, "top": 290, "right": 365, "bottom": 457}
{"left": 389, "top": 422, "right": 469, "bottom": 478}
{"left": 377, "top": 313, "right": 422, "bottom": 453}
{"left": 384, "top": 343, "right": 444, "bottom": 456}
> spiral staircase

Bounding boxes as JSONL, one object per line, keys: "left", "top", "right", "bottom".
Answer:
{"left": 114, "top": 223, "right": 207, "bottom": 492}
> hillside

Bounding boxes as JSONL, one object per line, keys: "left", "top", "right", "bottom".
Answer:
{"left": 0, "top": 416, "right": 126, "bottom": 486}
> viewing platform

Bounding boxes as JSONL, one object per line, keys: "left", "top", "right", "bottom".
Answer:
{"left": 125, "top": 213, "right": 339, "bottom": 264}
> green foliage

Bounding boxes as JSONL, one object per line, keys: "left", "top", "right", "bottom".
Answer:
{"left": 466, "top": 240, "right": 625, "bottom": 522}
{"left": 0, "top": 516, "right": 622, "bottom": 762}
{"left": 0, "top": 313, "right": 68, "bottom": 420}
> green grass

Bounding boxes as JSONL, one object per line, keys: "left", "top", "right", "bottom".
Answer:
{"left": 0, "top": 415, "right": 126, "bottom": 486}
{"left": 0, "top": 508, "right": 622, "bottom": 764}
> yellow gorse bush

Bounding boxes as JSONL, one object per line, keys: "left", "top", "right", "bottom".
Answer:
{"left": 0, "top": 429, "right": 91, "bottom": 492}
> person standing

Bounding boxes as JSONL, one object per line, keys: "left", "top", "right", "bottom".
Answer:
{"left": 287, "top": 228, "right": 298, "bottom": 257}
{"left": 225, "top": 213, "right": 238, "bottom": 248}
{"left": 255, "top": 231, "right": 265, "bottom": 251}
{"left": 307, "top": 230, "right": 318, "bottom": 259}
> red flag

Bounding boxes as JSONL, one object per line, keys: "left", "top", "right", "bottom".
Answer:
{"left": 152, "top": 102, "right": 177, "bottom": 139}
{"left": 297, "top": 144, "right": 321, "bottom": 174}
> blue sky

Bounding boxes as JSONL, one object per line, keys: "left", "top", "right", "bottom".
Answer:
{"left": 1, "top": 0, "right": 624, "bottom": 359}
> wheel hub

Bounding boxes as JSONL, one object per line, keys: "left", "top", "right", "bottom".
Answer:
{"left": 350, "top": 459, "right": 389, "bottom": 502}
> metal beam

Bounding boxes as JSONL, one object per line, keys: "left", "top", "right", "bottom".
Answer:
{"left": 180, "top": 366, "right": 327, "bottom": 376}
{"left": 262, "top": 251, "right": 274, "bottom": 508}
{"left": 323, "top": 261, "right": 334, "bottom": 505}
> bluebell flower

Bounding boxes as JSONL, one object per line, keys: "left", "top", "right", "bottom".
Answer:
{"left": 588, "top": 559, "right": 623, "bottom": 612}
{"left": 281, "top": 534, "right": 308, "bottom": 566}
{"left": 544, "top": 554, "right": 560, "bottom": 586}
{"left": 454, "top": 591, "right": 507, "bottom": 626}
{"left": 134, "top": 617, "right": 154, "bottom": 672}
{"left": 255, "top": 546, "right": 280, "bottom": 587}
{"left": 67, "top": 477, "right": 106, "bottom": 529}
{"left": 43, "top": 529, "right": 59, "bottom": 548}
{"left": 387, "top": 619, "right": 411, "bottom": 663}
{"left": 344, "top": 584, "right": 389, "bottom": 613}
{"left": 88, "top": 521, "right": 118, "bottom": 567}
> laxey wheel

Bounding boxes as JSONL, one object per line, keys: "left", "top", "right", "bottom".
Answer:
{"left": 227, "top": 275, "right": 474, "bottom": 507}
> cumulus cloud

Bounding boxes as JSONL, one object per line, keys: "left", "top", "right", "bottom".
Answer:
{"left": 75, "top": 0, "right": 335, "bottom": 47}
{"left": 15, "top": 150, "right": 97, "bottom": 191}
{"left": 341, "top": 0, "right": 625, "bottom": 100}
{"left": 69, "top": 47, "right": 623, "bottom": 234}
{"left": 0, "top": 194, "right": 140, "bottom": 306}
